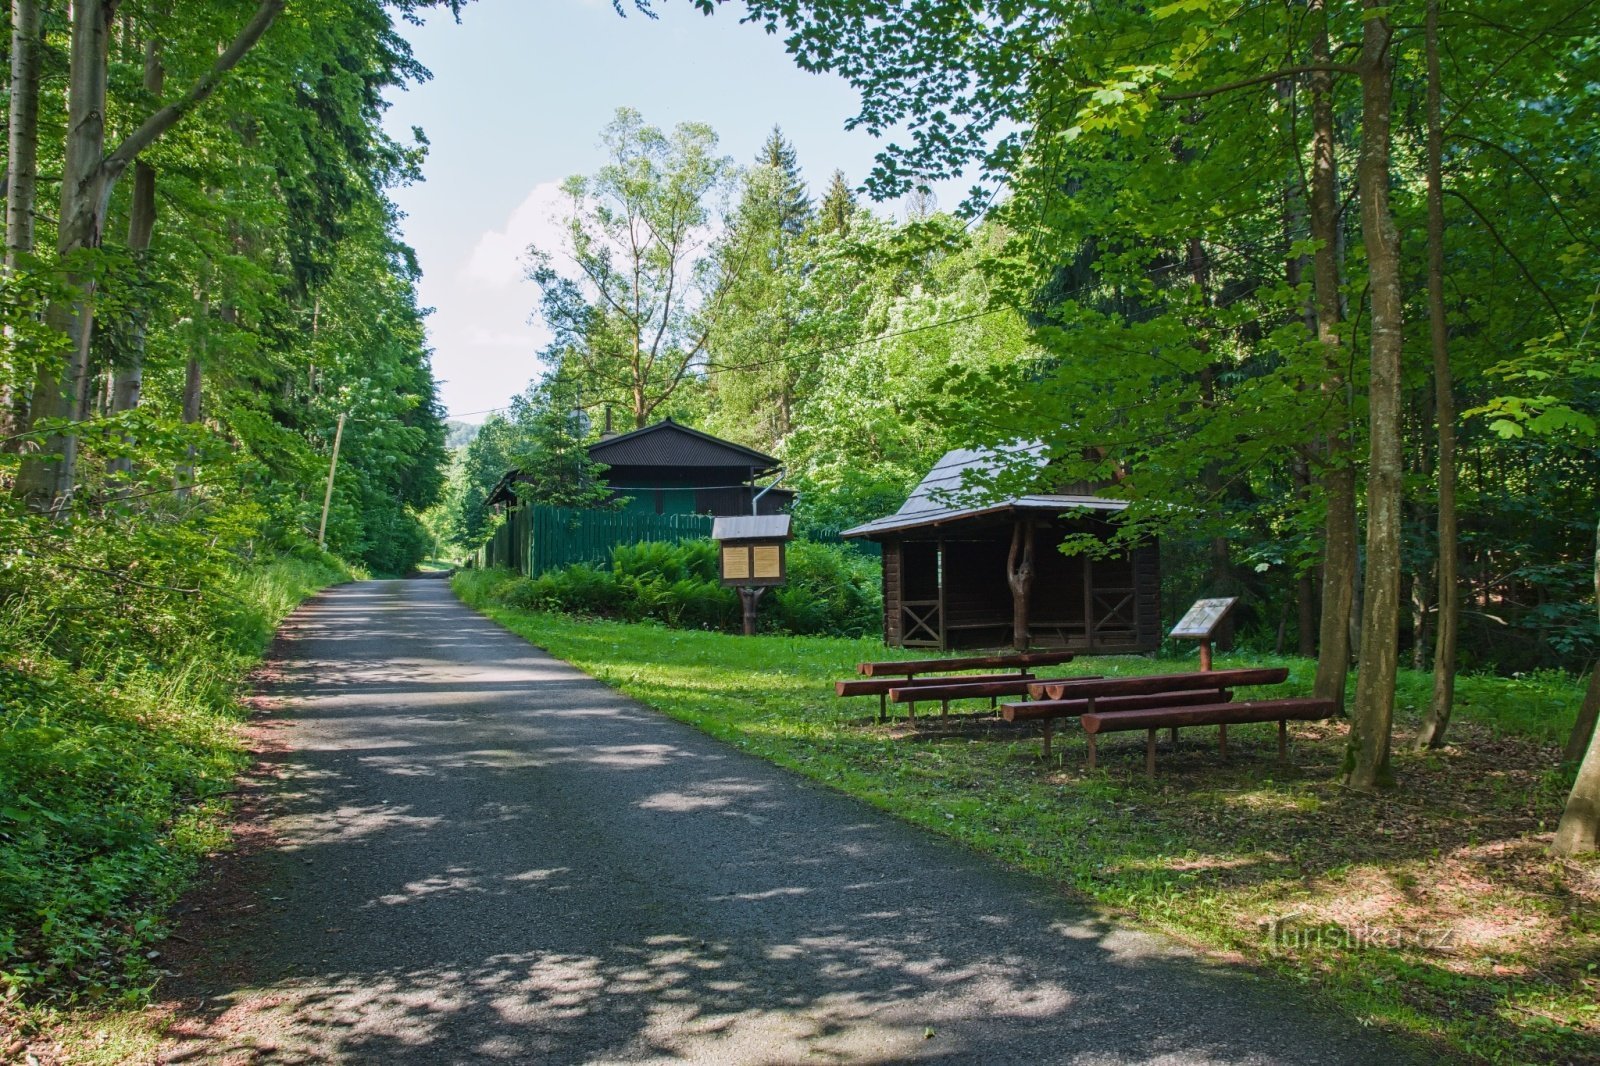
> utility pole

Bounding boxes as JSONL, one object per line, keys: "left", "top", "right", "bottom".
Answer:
{"left": 318, "top": 412, "right": 345, "bottom": 550}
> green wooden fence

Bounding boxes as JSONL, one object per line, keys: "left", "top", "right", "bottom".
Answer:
{"left": 482, "top": 504, "right": 714, "bottom": 577}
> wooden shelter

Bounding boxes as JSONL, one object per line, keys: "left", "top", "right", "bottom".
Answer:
{"left": 842, "top": 443, "right": 1160, "bottom": 653}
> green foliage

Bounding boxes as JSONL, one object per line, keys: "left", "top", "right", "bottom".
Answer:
{"left": 0, "top": 543, "right": 347, "bottom": 1003}
{"left": 457, "top": 538, "right": 880, "bottom": 637}
{"left": 529, "top": 107, "right": 737, "bottom": 430}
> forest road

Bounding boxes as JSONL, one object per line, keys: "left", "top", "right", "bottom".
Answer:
{"left": 161, "top": 577, "right": 1422, "bottom": 1065}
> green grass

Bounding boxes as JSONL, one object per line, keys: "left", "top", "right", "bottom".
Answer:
{"left": 454, "top": 569, "right": 1600, "bottom": 1065}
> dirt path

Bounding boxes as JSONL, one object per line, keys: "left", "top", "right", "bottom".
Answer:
{"left": 159, "top": 578, "right": 1418, "bottom": 1064}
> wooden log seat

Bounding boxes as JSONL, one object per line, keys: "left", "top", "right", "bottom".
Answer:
{"left": 836, "top": 672, "right": 1035, "bottom": 722}
{"left": 1080, "top": 697, "right": 1337, "bottom": 776}
{"left": 1000, "top": 689, "right": 1231, "bottom": 759}
{"left": 1026, "top": 667, "right": 1288, "bottom": 702}
{"left": 856, "top": 650, "right": 1075, "bottom": 678}
{"left": 885, "top": 676, "right": 1103, "bottom": 720}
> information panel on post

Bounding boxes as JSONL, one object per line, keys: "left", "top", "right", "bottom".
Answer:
{"left": 712, "top": 515, "right": 793, "bottom": 589}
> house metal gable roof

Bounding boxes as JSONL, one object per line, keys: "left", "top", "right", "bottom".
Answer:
{"left": 588, "top": 418, "right": 779, "bottom": 472}
{"left": 841, "top": 441, "right": 1128, "bottom": 539}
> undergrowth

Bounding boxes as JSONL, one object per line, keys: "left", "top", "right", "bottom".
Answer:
{"left": 1, "top": 545, "right": 349, "bottom": 1006}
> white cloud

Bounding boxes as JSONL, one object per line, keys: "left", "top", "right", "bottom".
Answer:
{"left": 464, "top": 180, "right": 572, "bottom": 287}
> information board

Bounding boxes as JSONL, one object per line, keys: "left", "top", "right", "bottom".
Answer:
{"left": 1169, "top": 597, "right": 1238, "bottom": 640}
{"left": 752, "top": 545, "right": 782, "bottom": 580}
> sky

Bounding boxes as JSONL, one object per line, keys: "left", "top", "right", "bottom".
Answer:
{"left": 380, "top": 0, "right": 969, "bottom": 424}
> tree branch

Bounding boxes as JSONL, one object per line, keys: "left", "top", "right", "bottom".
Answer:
{"left": 103, "top": 0, "right": 284, "bottom": 176}
{"left": 1444, "top": 187, "right": 1570, "bottom": 333}
{"left": 1160, "top": 63, "right": 1361, "bottom": 102}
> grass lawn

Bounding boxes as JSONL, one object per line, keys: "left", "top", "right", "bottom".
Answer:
{"left": 456, "top": 572, "right": 1600, "bottom": 1065}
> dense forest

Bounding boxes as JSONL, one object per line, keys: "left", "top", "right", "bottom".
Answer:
{"left": 3, "top": 0, "right": 1599, "bottom": 1043}
{"left": 0, "top": 0, "right": 450, "bottom": 1008}
{"left": 443, "top": 0, "right": 1598, "bottom": 841}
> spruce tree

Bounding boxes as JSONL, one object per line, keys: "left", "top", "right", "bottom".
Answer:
{"left": 760, "top": 125, "right": 813, "bottom": 235}
{"left": 818, "top": 170, "right": 856, "bottom": 236}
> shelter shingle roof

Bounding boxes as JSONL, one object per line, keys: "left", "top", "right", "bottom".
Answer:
{"left": 841, "top": 442, "right": 1127, "bottom": 539}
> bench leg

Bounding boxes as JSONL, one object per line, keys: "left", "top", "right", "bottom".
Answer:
{"left": 941, "top": 698, "right": 949, "bottom": 718}
{"left": 1278, "top": 719, "right": 1287, "bottom": 762}
{"left": 1086, "top": 733, "right": 1097, "bottom": 770}
{"left": 1169, "top": 726, "right": 1178, "bottom": 748}
{"left": 878, "top": 693, "right": 886, "bottom": 723}
{"left": 1146, "top": 728, "right": 1157, "bottom": 777}
{"left": 908, "top": 700, "right": 916, "bottom": 721}
{"left": 1042, "top": 719, "right": 1053, "bottom": 761}
{"left": 1218, "top": 723, "right": 1228, "bottom": 758}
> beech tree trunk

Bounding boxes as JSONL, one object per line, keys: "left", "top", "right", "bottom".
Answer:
{"left": 1565, "top": 665, "right": 1600, "bottom": 766}
{"left": 1345, "top": 0, "right": 1402, "bottom": 791}
{"left": 1, "top": 0, "right": 42, "bottom": 442}
{"left": 111, "top": 39, "right": 164, "bottom": 420}
{"left": 1007, "top": 518, "right": 1036, "bottom": 652}
{"left": 1551, "top": 519, "right": 1600, "bottom": 855}
{"left": 1415, "top": 0, "right": 1460, "bottom": 750}
{"left": 1307, "top": 0, "right": 1357, "bottom": 711}
{"left": 13, "top": 0, "right": 115, "bottom": 509}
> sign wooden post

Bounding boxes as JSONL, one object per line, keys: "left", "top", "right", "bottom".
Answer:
{"left": 713, "top": 515, "right": 793, "bottom": 636}
{"left": 1168, "top": 597, "right": 1239, "bottom": 671}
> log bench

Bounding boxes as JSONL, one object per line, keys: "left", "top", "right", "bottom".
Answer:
{"left": 836, "top": 673, "right": 1034, "bottom": 721}
{"left": 887, "top": 675, "right": 1103, "bottom": 720}
{"left": 1081, "top": 697, "right": 1336, "bottom": 776}
{"left": 1004, "top": 668, "right": 1293, "bottom": 762}
{"left": 1025, "top": 666, "right": 1289, "bottom": 702}
{"left": 840, "top": 651, "right": 1075, "bottom": 721}
{"left": 1001, "top": 689, "right": 1231, "bottom": 759}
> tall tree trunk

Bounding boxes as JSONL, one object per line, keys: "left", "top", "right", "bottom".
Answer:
{"left": 1007, "top": 518, "right": 1036, "bottom": 651}
{"left": 1565, "top": 664, "right": 1600, "bottom": 766}
{"left": 110, "top": 38, "right": 163, "bottom": 420}
{"left": 1, "top": 0, "right": 43, "bottom": 442}
{"left": 1552, "top": 518, "right": 1600, "bottom": 856}
{"left": 14, "top": 0, "right": 116, "bottom": 509}
{"left": 1307, "top": 0, "right": 1357, "bottom": 710}
{"left": 1415, "top": 0, "right": 1460, "bottom": 750}
{"left": 1345, "top": 0, "right": 1402, "bottom": 791}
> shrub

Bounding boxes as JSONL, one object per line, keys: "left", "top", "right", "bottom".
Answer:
{"left": 463, "top": 539, "right": 881, "bottom": 638}
{"left": 770, "top": 541, "right": 882, "bottom": 638}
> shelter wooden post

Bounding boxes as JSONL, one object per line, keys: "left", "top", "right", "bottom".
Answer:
{"left": 1007, "top": 518, "right": 1036, "bottom": 651}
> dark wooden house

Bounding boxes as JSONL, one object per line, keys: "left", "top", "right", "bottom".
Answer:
{"left": 843, "top": 443, "right": 1160, "bottom": 653}
{"left": 487, "top": 419, "right": 793, "bottom": 518}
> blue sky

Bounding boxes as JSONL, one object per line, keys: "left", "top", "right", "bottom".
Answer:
{"left": 380, "top": 0, "right": 968, "bottom": 423}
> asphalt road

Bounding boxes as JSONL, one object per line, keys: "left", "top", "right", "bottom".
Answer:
{"left": 166, "top": 577, "right": 1420, "bottom": 1064}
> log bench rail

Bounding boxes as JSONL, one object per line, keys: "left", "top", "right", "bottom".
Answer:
{"left": 1081, "top": 697, "right": 1337, "bottom": 775}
